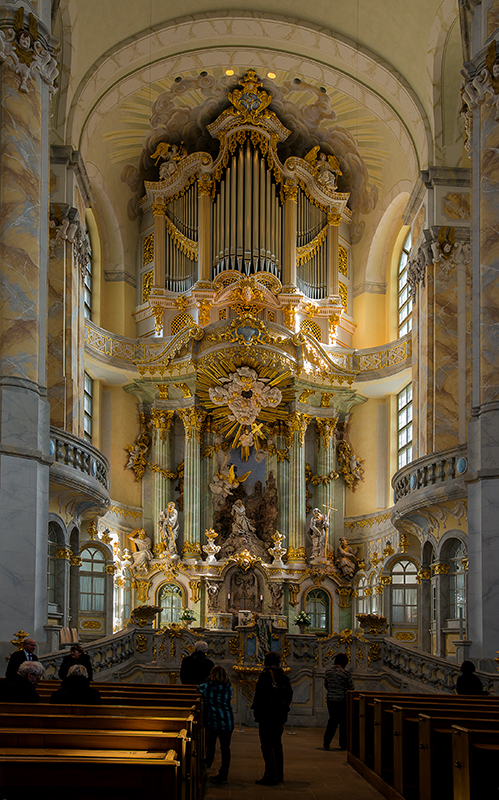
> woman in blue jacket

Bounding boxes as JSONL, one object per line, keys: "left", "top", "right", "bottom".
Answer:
{"left": 198, "top": 665, "right": 234, "bottom": 784}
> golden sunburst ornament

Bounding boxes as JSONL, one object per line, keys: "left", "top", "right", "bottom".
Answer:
{"left": 197, "top": 354, "right": 294, "bottom": 460}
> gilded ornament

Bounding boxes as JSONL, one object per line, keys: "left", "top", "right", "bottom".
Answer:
{"left": 174, "top": 295, "right": 189, "bottom": 312}
{"left": 10, "top": 631, "right": 30, "bottom": 650}
{"left": 288, "top": 583, "right": 300, "bottom": 606}
{"left": 327, "top": 212, "right": 342, "bottom": 226}
{"left": 197, "top": 299, "right": 212, "bottom": 326}
{"left": 315, "top": 418, "right": 338, "bottom": 451}
{"left": 287, "top": 411, "right": 312, "bottom": 447}
{"left": 287, "top": 546, "right": 307, "bottom": 563}
{"left": 136, "top": 634, "right": 148, "bottom": 653}
{"left": 105, "top": 564, "right": 117, "bottom": 575}
{"left": 188, "top": 580, "right": 201, "bottom": 604}
{"left": 368, "top": 643, "right": 381, "bottom": 664}
{"left": 461, "top": 558, "right": 469, "bottom": 570}
{"left": 283, "top": 305, "right": 296, "bottom": 329}
{"left": 55, "top": 547, "right": 72, "bottom": 561}
{"left": 299, "top": 389, "right": 315, "bottom": 403}
{"left": 87, "top": 520, "right": 98, "bottom": 540}
{"left": 399, "top": 533, "right": 410, "bottom": 553}
{"left": 395, "top": 631, "right": 415, "bottom": 641}
{"left": 151, "top": 305, "right": 164, "bottom": 335}
{"left": 181, "top": 541, "right": 202, "bottom": 559}
{"left": 143, "top": 234, "right": 154, "bottom": 267}
{"left": 81, "top": 620, "right": 102, "bottom": 630}
{"left": 336, "top": 588, "right": 352, "bottom": 610}
{"left": 142, "top": 270, "right": 154, "bottom": 302}
{"left": 432, "top": 563, "right": 450, "bottom": 575}
{"left": 338, "top": 245, "right": 348, "bottom": 277}
{"left": 226, "top": 549, "right": 262, "bottom": 572}
{"left": 383, "top": 542, "right": 394, "bottom": 557}
{"left": 296, "top": 225, "right": 328, "bottom": 265}
{"left": 152, "top": 199, "right": 166, "bottom": 217}
{"left": 380, "top": 576, "right": 392, "bottom": 587}
{"left": 174, "top": 383, "right": 192, "bottom": 398}
{"left": 276, "top": 449, "right": 290, "bottom": 463}
{"left": 374, "top": 585, "right": 384, "bottom": 595}
{"left": 356, "top": 613, "right": 388, "bottom": 635}
{"left": 198, "top": 174, "right": 214, "bottom": 196}
{"left": 328, "top": 314, "right": 341, "bottom": 343}
{"left": 69, "top": 554, "right": 82, "bottom": 567}
{"left": 283, "top": 180, "right": 299, "bottom": 202}
{"left": 178, "top": 407, "right": 206, "bottom": 444}
{"left": 151, "top": 409, "right": 174, "bottom": 442}
{"left": 320, "top": 393, "right": 331, "bottom": 408}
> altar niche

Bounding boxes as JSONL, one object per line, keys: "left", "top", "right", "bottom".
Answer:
{"left": 210, "top": 445, "right": 277, "bottom": 561}
{"left": 229, "top": 568, "right": 263, "bottom": 614}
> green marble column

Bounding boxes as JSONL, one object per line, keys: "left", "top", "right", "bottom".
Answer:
{"left": 287, "top": 412, "right": 311, "bottom": 563}
{"left": 178, "top": 407, "right": 204, "bottom": 560}
{"left": 151, "top": 409, "right": 174, "bottom": 550}
{"left": 315, "top": 417, "right": 338, "bottom": 557}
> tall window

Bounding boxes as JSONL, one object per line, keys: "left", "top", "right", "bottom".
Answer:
{"left": 448, "top": 540, "right": 467, "bottom": 620}
{"left": 48, "top": 525, "right": 58, "bottom": 605}
{"left": 80, "top": 546, "right": 106, "bottom": 612}
{"left": 356, "top": 576, "right": 368, "bottom": 615}
{"left": 397, "top": 383, "right": 412, "bottom": 469}
{"left": 398, "top": 231, "right": 412, "bottom": 336}
{"left": 158, "top": 583, "right": 182, "bottom": 626}
{"left": 306, "top": 588, "right": 329, "bottom": 633}
{"left": 83, "top": 225, "right": 92, "bottom": 320}
{"left": 83, "top": 373, "right": 93, "bottom": 443}
{"left": 391, "top": 560, "right": 418, "bottom": 624}
{"left": 122, "top": 568, "right": 133, "bottom": 625}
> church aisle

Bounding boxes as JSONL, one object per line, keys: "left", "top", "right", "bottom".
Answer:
{"left": 203, "top": 725, "right": 383, "bottom": 799}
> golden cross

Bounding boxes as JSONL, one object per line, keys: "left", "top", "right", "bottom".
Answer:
{"left": 251, "top": 422, "right": 264, "bottom": 438}
{"left": 323, "top": 501, "right": 338, "bottom": 521}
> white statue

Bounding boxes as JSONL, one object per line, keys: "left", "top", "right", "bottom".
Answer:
{"left": 337, "top": 537, "right": 358, "bottom": 579}
{"left": 202, "top": 529, "right": 221, "bottom": 565}
{"left": 232, "top": 498, "right": 256, "bottom": 541}
{"left": 268, "top": 530, "right": 287, "bottom": 567}
{"left": 159, "top": 501, "right": 179, "bottom": 557}
{"left": 309, "top": 507, "right": 329, "bottom": 561}
{"left": 128, "top": 529, "right": 153, "bottom": 571}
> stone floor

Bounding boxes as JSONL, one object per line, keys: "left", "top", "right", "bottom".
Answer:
{"left": 203, "top": 725, "right": 383, "bottom": 799}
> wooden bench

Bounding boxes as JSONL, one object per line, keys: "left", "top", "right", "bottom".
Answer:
{"left": 452, "top": 726, "right": 499, "bottom": 800}
{"left": 417, "top": 713, "right": 499, "bottom": 800}
{"left": 0, "top": 749, "right": 179, "bottom": 800}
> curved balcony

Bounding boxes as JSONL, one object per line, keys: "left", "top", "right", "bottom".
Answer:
{"left": 49, "top": 427, "right": 110, "bottom": 518}
{"left": 391, "top": 443, "right": 468, "bottom": 521}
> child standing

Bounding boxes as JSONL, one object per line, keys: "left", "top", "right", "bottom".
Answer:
{"left": 198, "top": 665, "right": 234, "bottom": 784}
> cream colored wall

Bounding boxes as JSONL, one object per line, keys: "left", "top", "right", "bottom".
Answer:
{"left": 105, "top": 387, "right": 142, "bottom": 507}
{"left": 345, "top": 398, "right": 378, "bottom": 517}
{"left": 100, "top": 281, "right": 136, "bottom": 338}
{"left": 352, "top": 293, "right": 388, "bottom": 349}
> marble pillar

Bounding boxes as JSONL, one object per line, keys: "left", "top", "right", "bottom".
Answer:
{"left": 151, "top": 409, "right": 174, "bottom": 548}
{"left": 0, "top": 21, "right": 55, "bottom": 654}
{"left": 283, "top": 186, "right": 297, "bottom": 288}
{"left": 287, "top": 412, "right": 311, "bottom": 562}
{"left": 315, "top": 418, "right": 338, "bottom": 555}
{"left": 468, "top": 98, "right": 499, "bottom": 664}
{"left": 178, "top": 407, "right": 204, "bottom": 560}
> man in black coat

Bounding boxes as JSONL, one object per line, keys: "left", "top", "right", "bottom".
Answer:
{"left": 0, "top": 661, "right": 45, "bottom": 702}
{"left": 252, "top": 651, "right": 293, "bottom": 786}
{"left": 5, "top": 638, "right": 38, "bottom": 680}
{"left": 180, "top": 641, "right": 214, "bottom": 685}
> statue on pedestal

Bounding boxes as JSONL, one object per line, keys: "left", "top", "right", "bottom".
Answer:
{"left": 268, "top": 530, "right": 287, "bottom": 566}
{"left": 309, "top": 508, "right": 329, "bottom": 562}
{"left": 269, "top": 583, "right": 284, "bottom": 614}
{"left": 219, "top": 498, "right": 267, "bottom": 559}
{"left": 202, "top": 528, "right": 221, "bottom": 564}
{"left": 128, "top": 530, "right": 153, "bottom": 572}
{"left": 337, "top": 537, "right": 358, "bottom": 579}
{"left": 158, "top": 501, "right": 179, "bottom": 559}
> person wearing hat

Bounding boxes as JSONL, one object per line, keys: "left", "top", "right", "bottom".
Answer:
{"left": 180, "top": 640, "right": 214, "bottom": 685}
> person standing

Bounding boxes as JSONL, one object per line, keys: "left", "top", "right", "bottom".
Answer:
{"left": 180, "top": 640, "right": 214, "bottom": 685}
{"left": 252, "top": 651, "right": 293, "bottom": 786}
{"left": 323, "top": 652, "right": 354, "bottom": 750}
{"left": 5, "top": 638, "right": 38, "bottom": 680}
{"left": 198, "top": 666, "right": 234, "bottom": 785}
{"left": 456, "top": 660, "right": 485, "bottom": 695}
{"left": 59, "top": 644, "right": 93, "bottom": 681}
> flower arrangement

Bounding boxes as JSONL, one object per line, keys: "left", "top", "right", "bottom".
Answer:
{"left": 180, "top": 609, "right": 196, "bottom": 622}
{"left": 294, "top": 611, "right": 311, "bottom": 626}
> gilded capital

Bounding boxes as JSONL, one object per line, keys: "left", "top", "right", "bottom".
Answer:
{"left": 151, "top": 305, "right": 164, "bottom": 335}
{"left": 283, "top": 181, "right": 298, "bottom": 202}
{"left": 152, "top": 200, "right": 167, "bottom": 217}
{"left": 198, "top": 175, "right": 214, "bottom": 196}
{"left": 315, "top": 417, "right": 338, "bottom": 450}
{"left": 178, "top": 407, "right": 206, "bottom": 443}
{"left": 327, "top": 212, "right": 342, "bottom": 226}
{"left": 288, "top": 411, "right": 312, "bottom": 447}
{"left": 151, "top": 409, "right": 174, "bottom": 442}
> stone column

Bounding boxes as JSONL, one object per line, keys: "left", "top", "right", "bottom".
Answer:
{"left": 282, "top": 183, "right": 298, "bottom": 289}
{"left": 151, "top": 409, "right": 175, "bottom": 549}
{"left": 461, "top": 28, "right": 499, "bottom": 665}
{"left": 287, "top": 411, "right": 312, "bottom": 563}
{"left": 178, "top": 407, "right": 205, "bottom": 561}
{"left": 315, "top": 417, "right": 338, "bottom": 556}
{"left": 0, "top": 6, "right": 58, "bottom": 656}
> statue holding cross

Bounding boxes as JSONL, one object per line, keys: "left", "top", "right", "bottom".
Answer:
{"left": 309, "top": 503, "right": 335, "bottom": 562}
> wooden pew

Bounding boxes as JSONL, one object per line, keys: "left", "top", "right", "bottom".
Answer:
{"left": 452, "top": 726, "right": 499, "bottom": 800}
{"left": 0, "top": 727, "right": 190, "bottom": 800}
{"left": 417, "top": 713, "right": 499, "bottom": 800}
{"left": 0, "top": 749, "right": 179, "bottom": 800}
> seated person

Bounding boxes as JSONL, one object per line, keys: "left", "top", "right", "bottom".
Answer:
{"left": 58, "top": 643, "right": 93, "bottom": 681}
{"left": 50, "top": 664, "right": 101, "bottom": 705}
{"left": 0, "top": 660, "right": 45, "bottom": 702}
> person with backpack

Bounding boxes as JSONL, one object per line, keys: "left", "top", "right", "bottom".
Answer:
{"left": 323, "top": 652, "right": 354, "bottom": 750}
{"left": 251, "top": 651, "right": 293, "bottom": 786}
{"left": 198, "top": 665, "right": 234, "bottom": 785}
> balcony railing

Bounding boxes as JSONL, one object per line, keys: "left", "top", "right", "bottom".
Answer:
{"left": 392, "top": 443, "right": 468, "bottom": 503}
{"left": 49, "top": 427, "right": 110, "bottom": 490}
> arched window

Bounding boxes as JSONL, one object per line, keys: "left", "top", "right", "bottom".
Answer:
{"left": 398, "top": 231, "right": 412, "bottom": 336}
{"left": 158, "top": 583, "right": 183, "bottom": 626}
{"left": 391, "top": 560, "right": 418, "bottom": 624}
{"left": 356, "top": 576, "right": 368, "bottom": 615}
{"left": 369, "top": 574, "right": 378, "bottom": 614}
{"left": 448, "top": 540, "right": 467, "bottom": 620}
{"left": 305, "top": 588, "right": 329, "bottom": 634}
{"left": 80, "top": 546, "right": 106, "bottom": 612}
{"left": 47, "top": 525, "right": 58, "bottom": 606}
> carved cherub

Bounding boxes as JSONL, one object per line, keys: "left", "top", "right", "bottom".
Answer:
{"left": 151, "top": 142, "right": 188, "bottom": 179}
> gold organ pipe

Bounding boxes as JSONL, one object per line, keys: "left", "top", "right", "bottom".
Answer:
{"left": 259, "top": 157, "right": 265, "bottom": 270}
{"left": 232, "top": 155, "right": 238, "bottom": 268}
{"left": 253, "top": 145, "right": 259, "bottom": 271}
{"left": 244, "top": 142, "right": 251, "bottom": 270}
{"left": 265, "top": 167, "right": 271, "bottom": 269}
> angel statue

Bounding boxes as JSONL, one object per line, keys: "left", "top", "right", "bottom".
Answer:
{"left": 158, "top": 501, "right": 179, "bottom": 558}
{"left": 309, "top": 507, "right": 329, "bottom": 561}
{"left": 304, "top": 146, "right": 342, "bottom": 191}
{"left": 337, "top": 537, "right": 358, "bottom": 580}
{"left": 151, "top": 141, "right": 187, "bottom": 179}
